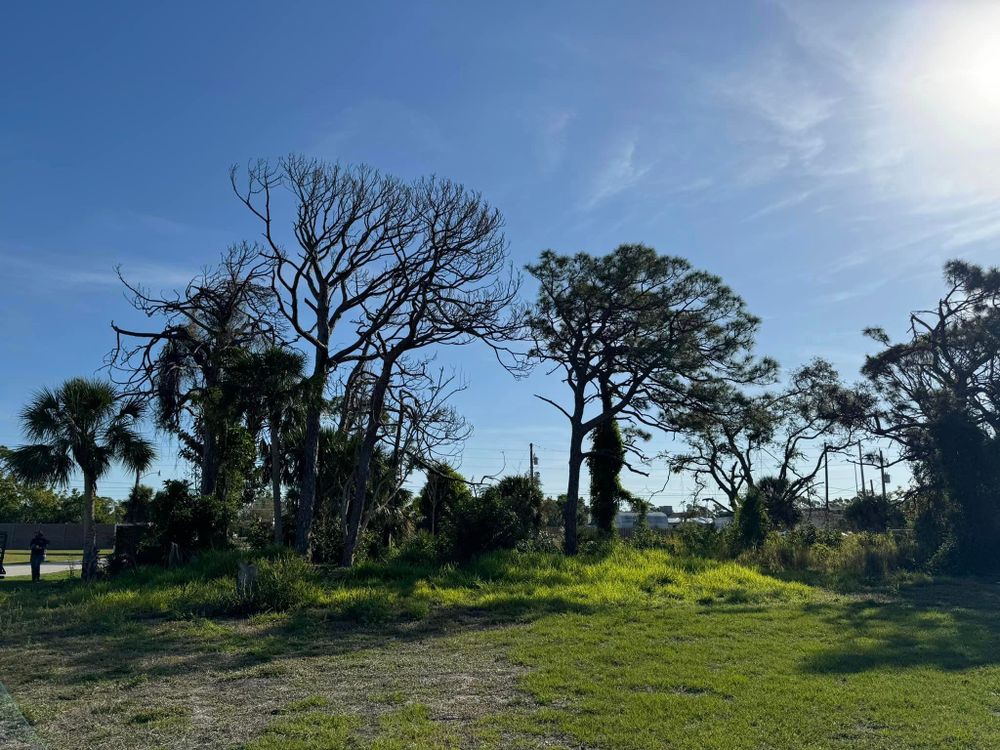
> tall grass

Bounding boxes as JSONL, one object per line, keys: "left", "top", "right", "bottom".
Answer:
{"left": 742, "top": 530, "right": 906, "bottom": 581}
{"left": 2, "top": 545, "right": 815, "bottom": 636}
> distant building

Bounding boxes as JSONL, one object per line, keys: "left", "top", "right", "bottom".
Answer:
{"left": 800, "top": 508, "right": 844, "bottom": 530}
{"left": 712, "top": 512, "right": 734, "bottom": 530}
{"left": 614, "top": 511, "right": 671, "bottom": 530}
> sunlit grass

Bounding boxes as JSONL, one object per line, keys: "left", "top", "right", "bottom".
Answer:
{"left": 2, "top": 547, "right": 999, "bottom": 749}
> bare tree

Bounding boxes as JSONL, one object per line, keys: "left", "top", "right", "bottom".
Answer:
{"left": 235, "top": 158, "right": 524, "bottom": 561}
{"left": 527, "top": 244, "right": 772, "bottom": 554}
{"left": 669, "top": 359, "right": 865, "bottom": 511}
{"left": 232, "top": 157, "right": 416, "bottom": 554}
{"left": 108, "top": 243, "right": 277, "bottom": 497}
{"left": 337, "top": 177, "right": 523, "bottom": 565}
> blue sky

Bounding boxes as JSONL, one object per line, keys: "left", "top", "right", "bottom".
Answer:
{"left": 3, "top": 1, "right": 1000, "bottom": 503}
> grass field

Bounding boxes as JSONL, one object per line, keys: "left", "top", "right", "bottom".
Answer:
{"left": 1, "top": 547, "right": 998, "bottom": 749}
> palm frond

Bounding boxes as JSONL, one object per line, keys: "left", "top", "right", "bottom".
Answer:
{"left": 20, "top": 387, "right": 66, "bottom": 442}
{"left": 105, "top": 422, "right": 156, "bottom": 475}
{"left": 5, "top": 443, "right": 74, "bottom": 486}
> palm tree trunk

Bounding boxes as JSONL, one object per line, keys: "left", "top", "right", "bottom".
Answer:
{"left": 270, "top": 417, "right": 283, "bottom": 545}
{"left": 82, "top": 473, "right": 98, "bottom": 581}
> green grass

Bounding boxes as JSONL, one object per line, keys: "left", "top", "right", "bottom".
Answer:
{"left": 1, "top": 548, "right": 111, "bottom": 565}
{"left": 1, "top": 546, "right": 998, "bottom": 748}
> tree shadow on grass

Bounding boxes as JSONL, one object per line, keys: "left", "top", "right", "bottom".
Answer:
{"left": 801, "top": 577, "right": 1000, "bottom": 674}
{"left": 0, "top": 571, "right": 598, "bottom": 692}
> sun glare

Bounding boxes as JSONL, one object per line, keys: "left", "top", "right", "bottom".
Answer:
{"left": 901, "top": 5, "right": 1000, "bottom": 140}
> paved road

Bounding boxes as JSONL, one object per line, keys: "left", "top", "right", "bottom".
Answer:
{"left": 0, "top": 561, "right": 79, "bottom": 579}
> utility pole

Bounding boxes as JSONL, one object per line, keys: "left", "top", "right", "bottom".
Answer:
{"left": 878, "top": 449, "right": 888, "bottom": 500}
{"left": 857, "top": 442, "right": 867, "bottom": 495}
{"left": 529, "top": 443, "right": 538, "bottom": 487}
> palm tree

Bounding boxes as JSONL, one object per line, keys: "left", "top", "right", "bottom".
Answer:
{"left": 6, "top": 378, "right": 155, "bottom": 579}
{"left": 232, "top": 347, "right": 306, "bottom": 545}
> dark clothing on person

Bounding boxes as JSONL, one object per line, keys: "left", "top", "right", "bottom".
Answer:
{"left": 29, "top": 533, "right": 49, "bottom": 582}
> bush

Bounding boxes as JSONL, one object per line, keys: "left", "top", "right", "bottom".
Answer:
{"left": 756, "top": 476, "right": 802, "bottom": 530}
{"left": 151, "top": 480, "right": 234, "bottom": 552}
{"left": 733, "top": 488, "right": 769, "bottom": 551}
{"left": 628, "top": 523, "right": 662, "bottom": 550}
{"left": 390, "top": 531, "right": 442, "bottom": 566}
{"left": 416, "top": 465, "right": 472, "bottom": 535}
{"left": 237, "top": 552, "right": 321, "bottom": 613}
{"left": 485, "top": 476, "right": 544, "bottom": 539}
{"left": 844, "top": 493, "right": 901, "bottom": 532}
{"left": 234, "top": 512, "right": 274, "bottom": 549}
{"left": 439, "top": 490, "right": 525, "bottom": 561}
{"left": 734, "top": 525, "right": 911, "bottom": 582}
{"left": 666, "top": 523, "right": 730, "bottom": 559}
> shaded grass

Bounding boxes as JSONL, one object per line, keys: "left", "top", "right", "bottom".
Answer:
{"left": 1, "top": 549, "right": 111, "bottom": 565}
{"left": 2, "top": 547, "right": 999, "bottom": 748}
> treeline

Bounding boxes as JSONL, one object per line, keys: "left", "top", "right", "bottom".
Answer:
{"left": 3, "top": 155, "right": 999, "bottom": 579}
{"left": 0, "top": 452, "right": 120, "bottom": 525}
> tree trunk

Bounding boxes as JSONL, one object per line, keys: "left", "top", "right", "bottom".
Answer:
{"left": 564, "top": 426, "right": 585, "bottom": 555}
{"left": 81, "top": 473, "right": 98, "bottom": 581}
{"left": 200, "top": 424, "right": 219, "bottom": 498}
{"left": 341, "top": 365, "right": 393, "bottom": 567}
{"left": 270, "top": 417, "right": 283, "bottom": 545}
{"left": 295, "top": 390, "right": 323, "bottom": 557}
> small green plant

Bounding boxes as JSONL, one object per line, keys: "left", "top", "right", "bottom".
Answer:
{"left": 237, "top": 552, "right": 321, "bottom": 613}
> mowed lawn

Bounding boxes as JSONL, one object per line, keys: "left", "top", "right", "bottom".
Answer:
{"left": 1, "top": 548, "right": 999, "bottom": 749}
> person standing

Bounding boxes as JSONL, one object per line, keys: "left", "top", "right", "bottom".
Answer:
{"left": 29, "top": 530, "right": 49, "bottom": 582}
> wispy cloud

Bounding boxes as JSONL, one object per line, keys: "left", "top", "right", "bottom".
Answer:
{"left": 716, "top": 0, "right": 1000, "bottom": 258}
{"left": 580, "top": 134, "right": 652, "bottom": 209}
{"left": 745, "top": 188, "right": 815, "bottom": 221}
{"left": 719, "top": 53, "right": 838, "bottom": 136}
{"left": 0, "top": 251, "right": 193, "bottom": 292}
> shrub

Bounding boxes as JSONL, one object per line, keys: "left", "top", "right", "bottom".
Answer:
{"left": 843, "top": 493, "right": 900, "bottom": 532}
{"left": 416, "top": 465, "right": 472, "bottom": 535}
{"left": 733, "top": 487, "right": 769, "bottom": 551}
{"left": 756, "top": 476, "right": 802, "bottom": 530}
{"left": 754, "top": 532, "right": 811, "bottom": 570}
{"left": 829, "top": 532, "right": 900, "bottom": 580}
{"left": 484, "top": 475, "right": 544, "bottom": 539}
{"left": 390, "top": 531, "right": 442, "bottom": 566}
{"left": 439, "top": 491, "right": 524, "bottom": 561}
{"left": 234, "top": 512, "right": 274, "bottom": 549}
{"left": 151, "top": 480, "right": 234, "bottom": 552}
{"left": 236, "top": 551, "right": 322, "bottom": 613}
{"left": 666, "top": 523, "right": 730, "bottom": 559}
{"left": 628, "top": 522, "right": 662, "bottom": 550}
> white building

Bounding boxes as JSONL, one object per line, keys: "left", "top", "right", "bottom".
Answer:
{"left": 613, "top": 511, "right": 671, "bottom": 530}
